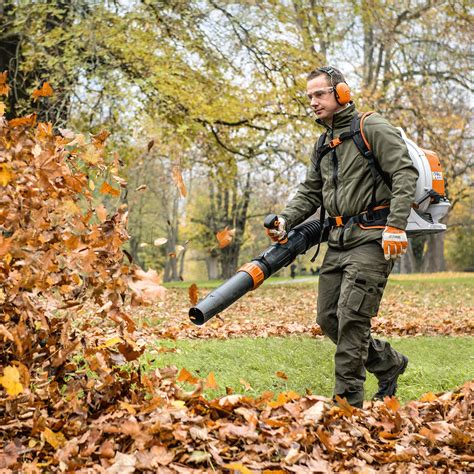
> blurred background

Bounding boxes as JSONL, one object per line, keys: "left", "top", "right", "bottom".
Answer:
{"left": 1, "top": 0, "right": 472, "bottom": 281}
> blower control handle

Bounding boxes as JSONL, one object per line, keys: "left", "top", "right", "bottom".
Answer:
{"left": 264, "top": 213, "right": 280, "bottom": 230}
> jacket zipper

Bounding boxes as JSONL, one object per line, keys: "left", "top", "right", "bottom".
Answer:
{"left": 329, "top": 128, "right": 341, "bottom": 216}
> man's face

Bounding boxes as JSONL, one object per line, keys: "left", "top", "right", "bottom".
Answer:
{"left": 307, "top": 75, "right": 345, "bottom": 123}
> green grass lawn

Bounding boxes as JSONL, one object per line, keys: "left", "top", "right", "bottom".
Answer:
{"left": 142, "top": 335, "right": 474, "bottom": 403}
{"left": 164, "top": 272, "right": 473, "bottom": 289}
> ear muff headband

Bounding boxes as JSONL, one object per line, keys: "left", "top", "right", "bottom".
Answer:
{"left": 317, "top": 67, "right": 351, "bottom": 106}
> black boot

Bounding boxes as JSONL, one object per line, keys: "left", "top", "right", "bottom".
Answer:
{"left": 373, "top": 355, "right": 408, "bottom": 401}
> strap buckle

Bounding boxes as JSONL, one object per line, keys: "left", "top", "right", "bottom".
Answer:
{"left": 329, "top": 137, "right": 342, "bottom": 148}
{"left": 335, "top": 215, "right": 344, "bottom": 227}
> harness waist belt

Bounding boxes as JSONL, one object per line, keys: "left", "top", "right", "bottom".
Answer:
{"left": 326, "top": 206, "right": 390, "bottom": 228}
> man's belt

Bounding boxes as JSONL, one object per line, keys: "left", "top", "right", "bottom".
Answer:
{"left": 326, "top": 205, "right": 390, "bottom": 229}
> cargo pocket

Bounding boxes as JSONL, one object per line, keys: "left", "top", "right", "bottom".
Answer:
{"left": 346, "top": 270, "right": 387, "bottom": 317}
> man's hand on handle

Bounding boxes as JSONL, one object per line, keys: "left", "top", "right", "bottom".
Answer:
{"left": 264, "top": 214, "right": 287, "bottom": 243}
{"left": 382, "top": 226, "right": 408, "bottom": 260}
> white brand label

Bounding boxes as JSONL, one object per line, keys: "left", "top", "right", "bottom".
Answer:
{"left": 432, "top": 171, "right": 443, "bottom": 180}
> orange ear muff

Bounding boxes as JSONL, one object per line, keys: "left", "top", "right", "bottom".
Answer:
{"left": 334, "top": 82, "right": 351, "bottom": 105}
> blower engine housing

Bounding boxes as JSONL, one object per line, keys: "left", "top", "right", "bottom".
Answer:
{"left": 399, "top": 129, "right": 450, "bottom": 237}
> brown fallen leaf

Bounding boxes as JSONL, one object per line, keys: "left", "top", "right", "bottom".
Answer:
{"left": 0, "top": 70, "right": 10, "bottom": 96}
{"left": 189, "top": 283, "right": 199, "bottom": 306}
{"left": 276, "top": 370, "right": 288, "bottom": 380}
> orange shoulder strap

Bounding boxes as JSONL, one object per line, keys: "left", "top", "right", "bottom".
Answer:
{"left": 359, "top": 111, "right": 375, "bottom": 151}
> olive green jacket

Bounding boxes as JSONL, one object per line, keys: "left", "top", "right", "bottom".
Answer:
{"left": 280, "top": 102, "right": 418, "bottom": 249}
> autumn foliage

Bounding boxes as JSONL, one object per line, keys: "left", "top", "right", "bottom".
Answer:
{"left": 0, "top": 103, "right": 473, "bottom": 471}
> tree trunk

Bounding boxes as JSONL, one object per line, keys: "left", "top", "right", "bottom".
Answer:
{"left": 421, "top": 233, "right": 446, "bottom": 273}
{"left": 220, "top": 243, "right": 241, "bottom": 280}
{"left": 206, "top": 249, "right": 219, "bottom": 280}
{"left": 164, "top": 193, "right": 180, "bottom": 282}
{"left": 400, "top": 241, "right": 416, "bottom": 273}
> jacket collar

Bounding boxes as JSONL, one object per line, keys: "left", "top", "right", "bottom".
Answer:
{"left": 315, "top": 102, "right": 356, "bottom": 131}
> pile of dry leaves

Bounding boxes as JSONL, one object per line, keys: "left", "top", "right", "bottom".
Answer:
{"left": 0, "top": 95, "right": 472, "bottom": 472}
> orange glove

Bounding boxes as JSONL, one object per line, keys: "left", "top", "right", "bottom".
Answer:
{"left": 382, "top": 226, "right": 408, "bottom": 260}
{"left": 265, "top": 216, "right": 287, "bottom": 243}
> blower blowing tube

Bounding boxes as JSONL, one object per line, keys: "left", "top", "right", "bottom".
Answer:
{"left": 189, "top": 215, "right": 322, "bottom": 325}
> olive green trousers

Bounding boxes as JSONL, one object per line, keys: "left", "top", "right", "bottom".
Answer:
{"left": 316, "top": 240, "right": 405, "bottom": 408}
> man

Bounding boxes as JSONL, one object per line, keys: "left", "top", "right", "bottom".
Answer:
{"left": 266, "top": 66, "right": 418, "bottom": 408}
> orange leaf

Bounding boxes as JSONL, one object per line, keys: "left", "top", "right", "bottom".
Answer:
{"left": 267, "top": 390, "right": 300, "bottom": 408}
{"left": 92, "top": 130, "right": 110, "bottom": 149}
{"left": 128, "top": 268, "right": 166, "bottom": 303}
{"left": 384, "top": 396, "right": 401, "bottom": 412}
{"left": 36, "top": 122, "right": 53, "bottom": 140}
{"left": 177, "top": 367, "right": 198, "bottom": 385}
{"left": 8, "top": 113, "right": 37, "bottom": 128}
{"left": 216, "top": 226, "right": 235, "bottom": 249}
{"left": 100, "top": 181, "right": 120, "bottom": 197}
{"left": 96, "top": 205, "right": 108, "bottom": 223}
{"left": 189, "top": 283, "right": 199, "bottom": 306}
{"left": 0, "top": 236, "right": 12, "bottom": 258}
{"left": 0, "top": 71, "right": 10, "bottom": 96}
{"left": 334, "top": 395, "right": 356, "bottom": 416}
{"left": 316, "top": 426, "right": 334, "bottom": 452}
{"left": 172, "top": 165, "right": 187, "bottom": 198}
{"left": 31, "top": 82, "right": 53, "bottom": 101}
{"left": 276, "top": 370, "right": 288, "bottom": 380}
{"left": 205, "top": 371, "right": 218, "bottom": 389}
{"left": 419, "top": 392, "right": 437, "bottom": 402}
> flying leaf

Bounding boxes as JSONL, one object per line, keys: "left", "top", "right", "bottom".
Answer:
{"left": 8, "top": 113, "right": 37, "bottom": 128}
{"left": 36, "top": 122, "right": 53, "bottom": 140}
{"left": 135, "top": 184, "right": 147, "bottom": 192}
{"left": 0, "top": 164, "right": 13, "bottom": 186}
{"left": 154, "top": 237, "right": 168, "bottom": 246}
{"left": 189, "top": 283, "right": 198, "bottom": 306}
{"left": 128, "top": 268, "right": 166, "bottom": 303}
{"left": 31, "top": 82, "right": 53, "bottom": 101}
{"left": 177, "top": 367, "right": 198, "bottom": 384}
{"left": 205, "top": 371, "right": 218, "bottom": 389}
{"left": 172, "top": 165, "right": 187, "bottom": 198}
{"left": 0, "top": 102, "right": 5, "bottom": 117}
{"left": 216, "top": 227, "right": 235, "bottom": 249}
{"left": 0, "top": 236, "right": 12, "bottom": 257}
{"left": 147, "top": 139, "right": 155, "bottom": 152}
{"left": 92, "top": 130, "right": 110, "bottom": 149}
{"left": 100, "top": 181, "right": 120, "bottom": 197}
{"left": 0, "top": 365, "right": 23, "bottom": 396}
{"left": 0, "top": 71, "right": 10, "bottom": 96}
{"left": 95, "top": 205, "right": 108, "bottom": 223}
